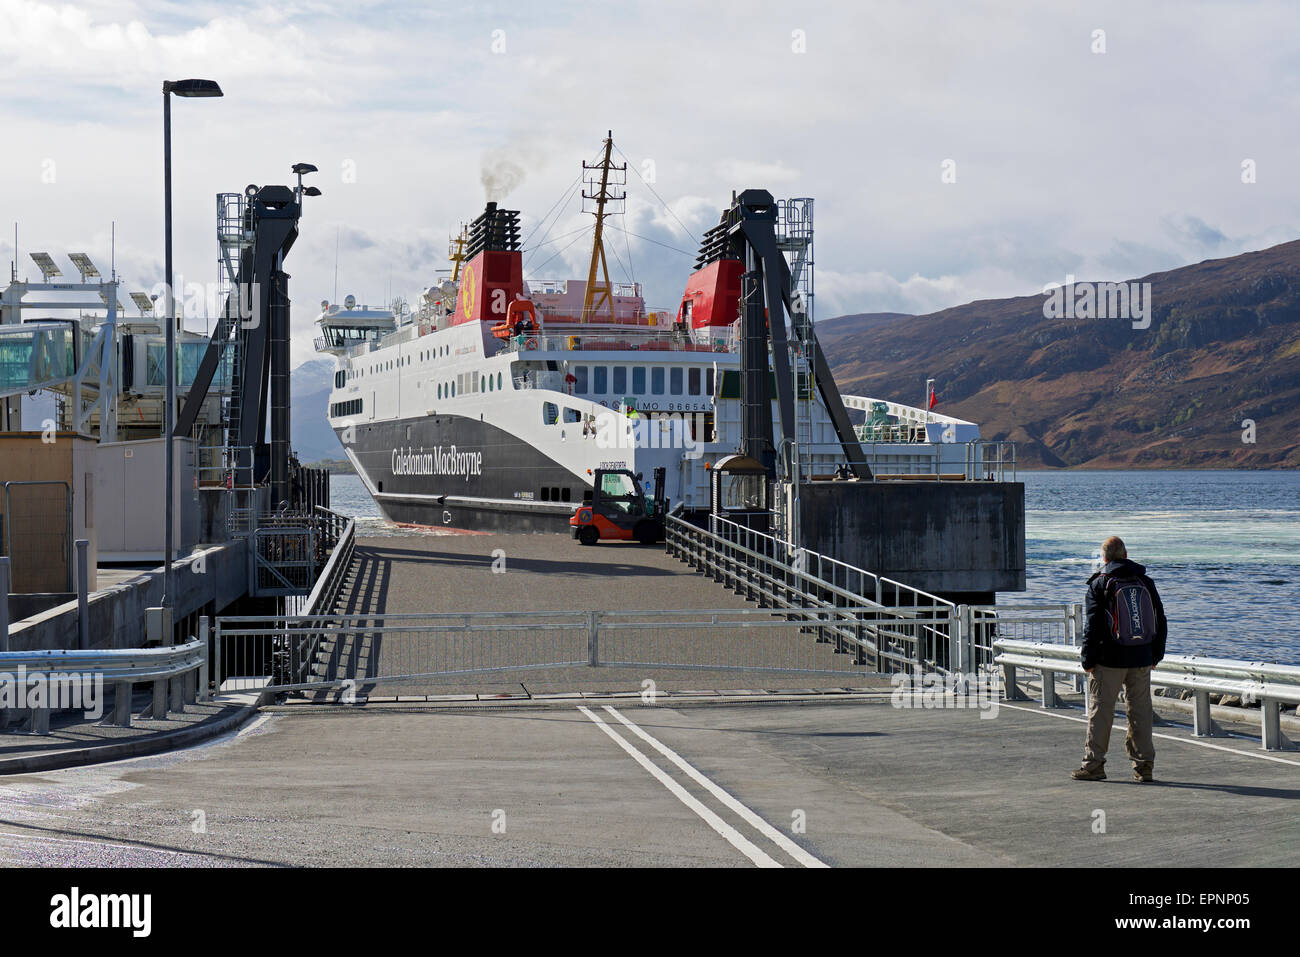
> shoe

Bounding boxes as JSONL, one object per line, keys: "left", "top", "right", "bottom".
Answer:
{"left": 1071, "top": 766, "right": 1106, "bottom": 781}
{"left": 1133, "top": 764, "right": 1154, "bottom": 783}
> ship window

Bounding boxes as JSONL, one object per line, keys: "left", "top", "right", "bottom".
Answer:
{"left": 561, "top": 487, "right": 571, "bottom": 502}
{"left": 632, "top": 367, "right": 645, "bottom": 393}
{"left": 651, "top": 367, "right": 665, "bottom": 395}
{"left": 541, "top": 487, "right": 550, "bottom": 501}
{"left": 451, "top": 382, "right": 456, "bottom": 397}
{"left": 593, "top": 366, "right": 608, "bottom": 394}
{"left": 688, "top": 367, "right": 701, "bottom": 395}
{"left": 612, "top": 366, "right": 627, "bottom": 394}
{"left": 497, "top": 372, "right": 503, "bottom": 390}
{"left": 481, "top": 375, "right": 486, "bottom": 392}
{"left": 563, "top": 407, "right": 580, "bottom": 423}
{"left": 543, "top": 402, "right": 559, "bottom": 425}
{"left": 707, "top": 368, "right": 715, "bottom": 396}
{"left": 437, "top": 384, "right": 442, "bottom": 399}
{"left": 670, "top": 367, "right": 683, "bottom": 395}
{"left": 574, "top": 365, "right": 589, "bottom": 392}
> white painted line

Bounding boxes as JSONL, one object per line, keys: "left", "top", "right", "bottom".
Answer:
{"left": 576, "top": 706, "right": 781, "bottom": 868}
{"left": 998, "top": 701, "right": 1300, "bottom": 768}
{"left": 236, "top": 713, "right": 274, "bottom": 737}
{"left": 603, "top": 705, "right": 828, "bottom": 868}
{"left": 0, "top": 830, "right": 178, "bottom": 856}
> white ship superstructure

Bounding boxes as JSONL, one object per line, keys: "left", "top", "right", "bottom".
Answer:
{"left": 318, "top": 141, "right": 993, "bottom": 532}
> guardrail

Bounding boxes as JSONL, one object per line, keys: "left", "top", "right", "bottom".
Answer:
{"left": 666, "top": 515, "right": 1089, "bottom": 677}
{"left": 667, "top": 514, "right": 962, "bottom": 673}
{"left": 211, "top": 605, "right": 898, "bottom": 694}
{"left": 0, "top": 640, "right": 204, "bottom": 734}
{"left": 994, "top": 639, "right": 1300, "bottom": 751}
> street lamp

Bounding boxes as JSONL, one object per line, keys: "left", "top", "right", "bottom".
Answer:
{"left": 162, "top": 78, "right": 222, "bottom": 618}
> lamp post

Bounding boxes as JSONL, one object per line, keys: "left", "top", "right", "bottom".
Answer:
{"left": 162, "top": 78, "right": 222, "bottom": 616}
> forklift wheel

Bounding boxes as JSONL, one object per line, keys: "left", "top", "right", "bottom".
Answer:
{"left": 634, "top": 521, "right": 659, "bottom": 546}
{"left": 577, "top": 525, "right": 600, "bottom": 546}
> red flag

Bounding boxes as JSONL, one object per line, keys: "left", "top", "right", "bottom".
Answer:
{"left": 928, "top": 388, "right": 939, "bottom": 410}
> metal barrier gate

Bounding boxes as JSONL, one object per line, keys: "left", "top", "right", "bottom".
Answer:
{"left": 209, "top": 605, "right": 958, "bottom": 694}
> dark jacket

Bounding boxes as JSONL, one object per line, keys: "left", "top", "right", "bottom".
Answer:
{"left": 1081, "top": 558, "right": 1167, "bottom": 670}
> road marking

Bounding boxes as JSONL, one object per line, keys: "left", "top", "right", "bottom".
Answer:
{"left": 998, "top": 701, "right": 1300, "bottom": 768}
{"left": 237, "top": 713, "right": 274, "bottom": 737}
{"left": 602, "top": 705, "right": 828, "bottom": 868}
{"left": 0, "top": 830, "right": 182, "bottom": 860}
{"left": 576, "top": 706, "right": 781, "bottom": 868}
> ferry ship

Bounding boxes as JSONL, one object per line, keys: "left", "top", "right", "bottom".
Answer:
{"left": 316, "top": 137, "right": 992, "bottom": 532}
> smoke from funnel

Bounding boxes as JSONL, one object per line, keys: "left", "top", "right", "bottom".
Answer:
{"left": 481, "top": 154, "right": 527, "bottom": 203}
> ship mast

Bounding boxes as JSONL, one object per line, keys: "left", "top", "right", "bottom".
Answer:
{"left": 448, "top": 225, "right": 468, "bottom": 281}
{"left": 580, "top": 130, "right": 626, "bottom": 323}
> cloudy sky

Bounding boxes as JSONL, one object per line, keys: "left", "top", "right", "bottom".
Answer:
{"left": 2, "top": 0, "right": 1297, "bottom": 366}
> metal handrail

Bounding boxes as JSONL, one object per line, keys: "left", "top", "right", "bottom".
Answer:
{"left": 665, "top": 513, "right": 960, "bottom": 672}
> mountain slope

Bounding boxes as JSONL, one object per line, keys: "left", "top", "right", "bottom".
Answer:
{"left": 822, "top": 242, "right": 1300, "bottom": 468}
{"left": 291, "top": 358, "right": 342, "bottom": 463}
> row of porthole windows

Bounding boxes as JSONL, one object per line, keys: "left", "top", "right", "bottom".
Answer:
{"left": 346, "top": 343, "right": 455, "bottom": 382}
{"left": 571, "top": 364, "right": 712, "bottom": 397}
{"left": 330, "top": 398, "right": 362, "bottom": 417}
{"left": 438, "top": 370, "right": 505, "bottom": 400}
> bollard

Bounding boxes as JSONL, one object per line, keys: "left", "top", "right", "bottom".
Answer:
{"left": 76, "top": 539, "right": 90, "bottom": 649}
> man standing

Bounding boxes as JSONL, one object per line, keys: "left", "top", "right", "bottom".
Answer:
{"left": 1072, "top": 536, "right": 1168, "bottom": 783}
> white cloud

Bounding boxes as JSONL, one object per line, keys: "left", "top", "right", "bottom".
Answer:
{"left": 0, "top": 0, "right": 1296, "bottom": 373}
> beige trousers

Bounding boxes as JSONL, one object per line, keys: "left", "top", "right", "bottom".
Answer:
{"left": 1083, "top": 665, "right": 1155, "bottom": 771}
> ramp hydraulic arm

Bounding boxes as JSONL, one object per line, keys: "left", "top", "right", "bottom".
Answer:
{"left": 175, "top": 179, "right": 312, "bottom": 504}
{"left": 715, "top": 189, "right": 873, "bottom": 480}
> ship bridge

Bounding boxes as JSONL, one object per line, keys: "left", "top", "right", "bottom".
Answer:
{"left": 314, "top": 297, "right": 397, "bottom": 355}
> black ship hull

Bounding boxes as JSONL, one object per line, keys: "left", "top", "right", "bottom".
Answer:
{"left": 339, "top": 413, "right": 590, "bottom": 533}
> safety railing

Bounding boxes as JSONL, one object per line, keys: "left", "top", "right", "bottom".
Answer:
{"left": 994, "top": 639, "right": 1300, "bottom": 751}
{"left": 967, "top": 603, "right": 1081, "bottom": 667}
{"left": 0, "top": 640, "right": 204, "bottom": 734}
{"left": 209, "top": 604, "right": 901, "bottom": 695}
{"left": 666, "top": 513, "right": 965, "bottom": 673}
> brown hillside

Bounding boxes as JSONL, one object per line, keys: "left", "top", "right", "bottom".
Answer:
{"left": 823, "top": 241, "right": 1300, "bottom": 468}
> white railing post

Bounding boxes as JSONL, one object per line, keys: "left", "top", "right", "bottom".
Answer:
{"left": 587, "top": 611, "right": 600, "bottom": 668}
{"left": 213, "top": 620, "right": 223, "bottom": 696}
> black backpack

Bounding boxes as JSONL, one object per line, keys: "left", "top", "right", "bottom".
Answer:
{"left": 1099, "top": 573, "right": 1157, "bottom": 646}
